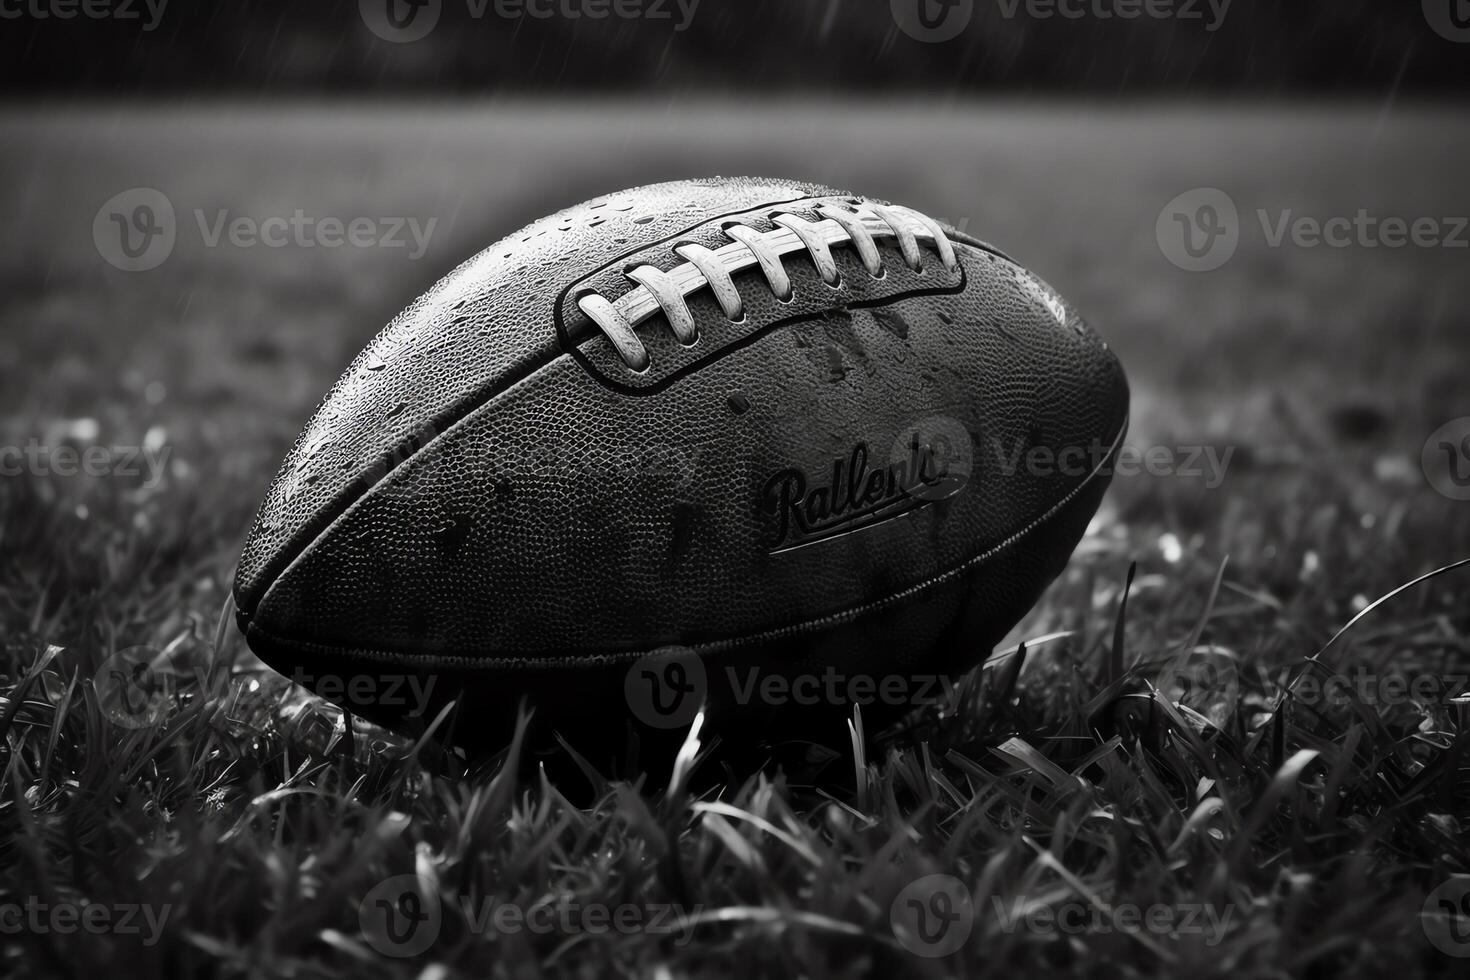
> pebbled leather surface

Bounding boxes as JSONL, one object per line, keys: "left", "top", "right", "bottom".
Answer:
{"left": 234, "top": 177, "right": 1129, "bottom": 746}
{"left": 235, "top": 177, "right": 833, "bottom": 616}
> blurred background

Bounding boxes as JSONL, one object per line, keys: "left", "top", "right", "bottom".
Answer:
{"left": 4, "top": 0, "right": 1466, "bottom": 94}
{"left": 0, "top": 0, "right": 1467, "bottom": 645}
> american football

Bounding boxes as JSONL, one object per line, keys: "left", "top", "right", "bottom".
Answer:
{"left": 232, "top": 177, "right": 1129, "bottom": 754}
{"left": 10, "top": 6, "right": 1470, "bottom": 973}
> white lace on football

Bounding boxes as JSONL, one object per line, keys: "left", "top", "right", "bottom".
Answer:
{"left": 576, "top": 204, "right": 959, "bottom": 371}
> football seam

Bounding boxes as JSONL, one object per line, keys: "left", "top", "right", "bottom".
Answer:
{"left": 243, "top": 415, "right": 1128, "bottom": 671}
{"left": 235, "top": 349, "right": 559, "bottom": 623}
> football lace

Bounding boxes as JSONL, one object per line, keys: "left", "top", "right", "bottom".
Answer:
{"left": 576, "top": 202, "right": 959, "bottom": 372}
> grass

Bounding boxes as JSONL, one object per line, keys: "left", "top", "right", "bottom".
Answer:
{"left": 2, "top": 101, "right": 1469, "bottom": 978}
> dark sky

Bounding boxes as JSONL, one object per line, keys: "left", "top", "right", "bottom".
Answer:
{"left": 0, "top": 0, "right": 1465, "bottom": 96}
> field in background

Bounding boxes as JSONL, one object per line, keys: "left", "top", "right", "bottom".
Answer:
{"left": 1, "top": 102, "right": 1468, "bottom": 977}
{"left": 3, "top": 100, "right": 1466, "bottom": 645}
